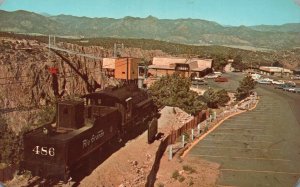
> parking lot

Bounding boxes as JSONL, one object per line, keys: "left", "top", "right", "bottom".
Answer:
{"left": 188, "top": 74, "right": 300, "bottom": 187}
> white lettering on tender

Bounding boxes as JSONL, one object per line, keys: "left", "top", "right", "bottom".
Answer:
{"left": 82, "top": 130, "right": 105, "bottom": 149}
{"left": 32, "top": 146, "right": 55, "bottom": 156}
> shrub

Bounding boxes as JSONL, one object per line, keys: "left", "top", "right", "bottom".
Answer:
{"left": 182, "top": 165, "right": 196, "bottom": 174}
{"left": 215, "top": 89, "right": 230, "bottom": 106}
{"left": 178, "top": 175, "right": 185, "bottom": 182}
{"left": 203, "top": 88, "right": 230, "bottom": 108}
{"left": 172, "top": 170, "right": 180, "bottom": 180}
{"left": 149, "top": 74, "right": 204, "bottom": 115}
{"left": 235, "top": 76, "right": 256, "bottom": 100}
{"left": 188, "top": 179, "right": 194, "bottom": 186}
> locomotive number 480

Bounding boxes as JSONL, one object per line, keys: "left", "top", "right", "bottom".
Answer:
{"left": 32, "top": 146, "right": 55, "bottom": 156}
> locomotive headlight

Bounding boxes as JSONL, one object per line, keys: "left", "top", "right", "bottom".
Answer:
{"left": 43, "top": 127, "right": 48, "bottom": 135}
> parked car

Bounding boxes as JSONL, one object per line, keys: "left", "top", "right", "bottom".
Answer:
{"left": 263, "top": 78, "right": 273, "bottom": 82}
{"left": 275, "top": 84, "right": 289, "bottom": 89}
{"left": 192, "top": 79, "right": 208, "bottom": 85}
{"left": 286, "top": 81, "right": 296, "bottom": 87}
{"left": 192, "top": 77, "right": 204, "bottom": 81}
{"left": 291, "top": 75, "right": 300, "bottom": 80}
{"left": 204, "top": 73, "right": 220, "bottom": 79}
{"left": 251, "top": 73, "right": 261, "bottom": 80}
{"left": 272, "top": 80, "right": 285, "bottom": 85}
{"left": 214, "top": 71, "right": 223, "bottom": 76}
{"left": 215, "top": 77, "right": 228, "bottom": 82}
{"left": 283, "top": 87, "right": 292, "bottom": 91}
{"left": 257, "top": 79, "right": 271, "bottom": 85}
{"left": 292, "top": 88, "right": 300, "bottom": 93}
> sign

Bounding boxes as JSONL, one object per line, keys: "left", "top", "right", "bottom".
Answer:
{"left": 148, "top": 118, "right": 158, "bottom": 144}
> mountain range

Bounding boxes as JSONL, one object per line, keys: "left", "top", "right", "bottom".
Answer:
{"left": 0, "top": 10, "right": 299, "bottom": 50}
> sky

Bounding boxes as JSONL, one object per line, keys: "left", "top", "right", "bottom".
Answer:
{"left": 0, "top": 0, "right": 300, "bottom": 26}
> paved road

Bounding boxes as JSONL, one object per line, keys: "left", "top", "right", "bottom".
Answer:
{"left": 188, "top": 74, "right": 300, "bottom": 187}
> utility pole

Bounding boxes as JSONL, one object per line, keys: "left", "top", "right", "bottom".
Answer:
{"left": 126, "top": 58, "right": 129, "bottom": 83}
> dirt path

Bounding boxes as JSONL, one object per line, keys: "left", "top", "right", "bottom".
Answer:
{"left": 61, "top": 106, "right": 193, "bottom": 187}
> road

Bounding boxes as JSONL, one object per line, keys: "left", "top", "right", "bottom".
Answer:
{"left": 188, "top": 73, "right": 300, "bottom": 187}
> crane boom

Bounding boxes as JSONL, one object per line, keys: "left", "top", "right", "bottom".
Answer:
{"left": 50, "top": 48, "right": 101, "bottom": 93}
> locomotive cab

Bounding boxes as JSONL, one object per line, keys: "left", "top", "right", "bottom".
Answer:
{"left": 57, "top": 100, "right": 85, "bottom": 130}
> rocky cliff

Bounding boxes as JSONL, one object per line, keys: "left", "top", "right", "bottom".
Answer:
{"left": 0, "top": 36, "right": 167, "bottom": 133}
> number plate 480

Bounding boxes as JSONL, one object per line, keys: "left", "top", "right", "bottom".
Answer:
{"left": 32, "top": 146, "right": 55, "bottom": 156}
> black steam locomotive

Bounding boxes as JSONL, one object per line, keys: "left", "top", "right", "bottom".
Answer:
{"left": 21, "top": 84, "right": 157, "bottom": 181}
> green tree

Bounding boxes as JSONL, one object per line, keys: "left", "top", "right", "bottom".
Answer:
{"left": 235, "top": 76, "right": 256, "bottom": 100}
{"left": 216, "top": 89, "right": 230, "bottom": 106}
{"left": 203, "top": 88, "right": 230, "bottom": 108}
{"left": 203, "top": 88, "right": 219, "bottom": 108}
{"left": 149, "top": 73, "right": 204, "bottom": 115}
{"left": 272, "top": 60, "right": 283, "bottom": 67}
{"left": 232, "top": 55, "right": 245, "bottom": 71}
{"left": 212, "top": 54, "right": 228, "bottom": 71}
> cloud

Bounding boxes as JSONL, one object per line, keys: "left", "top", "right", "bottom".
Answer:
{"left": 294, "top": 0, "right": 300, "bottom": 6}
{"left": 0, "top": 0, "right": 4, "bottom": 5}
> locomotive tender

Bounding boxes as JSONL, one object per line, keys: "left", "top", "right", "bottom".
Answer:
{"left": 22, "top": 84, "right": 157, "bottom": 181}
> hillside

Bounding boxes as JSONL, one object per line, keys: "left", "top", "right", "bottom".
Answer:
{"left": 1, "top": 32, "right": 299, "bottom": 69}
{"left": 0, "top": 10, "right": 299, "bottom": 50}
{"left": 249, "top": 23, "right": 300, "bottom": 33}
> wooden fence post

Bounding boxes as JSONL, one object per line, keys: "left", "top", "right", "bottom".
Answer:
{"left": 191, "top": 129, "right": 194, "bottom": 141}
{"left": 168, "top": 145, "right": 173, "bottom": 160}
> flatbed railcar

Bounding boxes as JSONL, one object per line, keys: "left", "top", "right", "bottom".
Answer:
{"left": 21, "top": 84, "right": 157, "bottom": 181}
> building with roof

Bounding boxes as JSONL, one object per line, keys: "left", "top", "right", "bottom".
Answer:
{"left": 102, "top": 57, "right": 140, "bottom": 80}
{"left": 293, "top": 67, "right": 300, "bottom": 75}
{"left": 148, "top": 57, "right": 213, "bottom": 78}
{"left": 259, "top": 66, "right": 292, "bottom": 77}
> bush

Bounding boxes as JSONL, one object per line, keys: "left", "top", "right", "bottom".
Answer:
{"left": 172, "top": 170, "right": 180, "bottom": 180}
{"left": 149, "top": 73, "right": 204, "bottom": 115}
{"left": 188, "top": 180, "right": 194, "bottom": 186}
{"left": 203, "top": 88, "right": 230, "bottom": 108}
{"left": 216, "top": 89, "right": 230, "bottom": 106}
{"left": 182, "top": 165, "right": 196, "bottom": 174}
{"left": 235, "top": 76, "right": 256, "bottom": 100}
{"left": 178, "top": 175, "right": 185, "bottom": 182}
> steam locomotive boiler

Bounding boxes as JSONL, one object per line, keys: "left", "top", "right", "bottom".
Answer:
{"left": 21, "top": 84, "right": 157, "bottom": 181}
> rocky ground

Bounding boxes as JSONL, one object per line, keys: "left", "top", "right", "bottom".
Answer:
{"left": 63, "top": 106, "right": 194, "bottom": 187}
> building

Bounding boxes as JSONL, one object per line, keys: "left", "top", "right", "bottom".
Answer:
{"left": 293, "top": 67, "right": 300, "bottom": 75}
{"left": 103, "top": 58, "right": 116, "bottom": 78}
{"left": 102, "top": 57, "right": 140, "bottom": 81}
{"left": 148, "top": 57, "right": 213, "bottom": 78}
{"left": 259, "top": 66, "right": 292, "bottom": 77}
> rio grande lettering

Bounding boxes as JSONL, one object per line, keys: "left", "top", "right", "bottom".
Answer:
{"left": 82, "top": 130, "right": 105, "bottom": 149}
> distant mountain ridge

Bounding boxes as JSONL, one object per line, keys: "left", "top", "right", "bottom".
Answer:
{"left": 0, "top": 10, "right": 299, "bottom": 50}
{"left": 249, "top": 23, "right": 300, "bottom": 33}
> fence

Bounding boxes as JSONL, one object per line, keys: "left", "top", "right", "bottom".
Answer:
{"left": 168, "top": 111, "right": 206, "bottom": 145}
{"left": 167, "top": 94, "right": 258, "bottom": 157}
{"left": 146, "top": 94, "right": 258, "bottom": 186}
